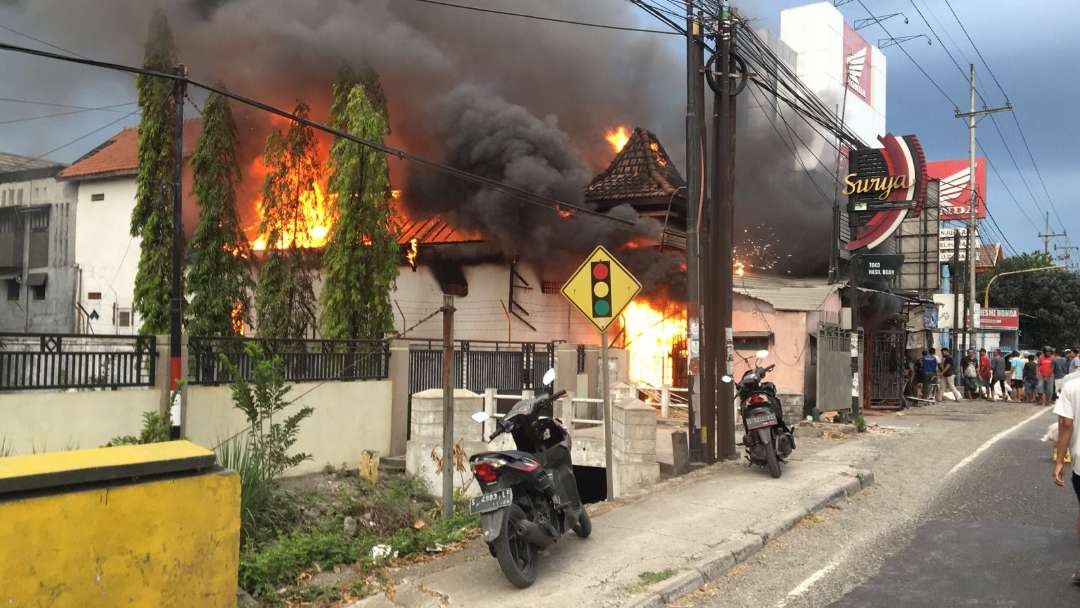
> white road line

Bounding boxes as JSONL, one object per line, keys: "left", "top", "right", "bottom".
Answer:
{"left": 946, "top": 406, "right": 1052, "bottom": 477}
{"left": 776, "top": 549, "right": 849, "bottom": 608}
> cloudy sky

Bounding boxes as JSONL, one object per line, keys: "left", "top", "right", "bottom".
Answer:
{"left": 0, "top": 0, "right": 1073, "bottom": 255}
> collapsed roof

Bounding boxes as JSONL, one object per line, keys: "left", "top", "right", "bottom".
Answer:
{"left": 584, "top": 127, "right": 687, "bottom": 231}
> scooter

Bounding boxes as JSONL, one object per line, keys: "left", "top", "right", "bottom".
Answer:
{"left": 468, "top": 369, "right": 590, "bottom": 588}
{"left": 724, "top": 349, "right": 795, "bottom": 478}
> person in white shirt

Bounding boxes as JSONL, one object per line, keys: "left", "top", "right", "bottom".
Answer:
{"left": 1053, "top": 376, "right": 1080, "bottom": 586}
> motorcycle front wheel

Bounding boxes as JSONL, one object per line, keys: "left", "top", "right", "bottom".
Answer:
{"left": 493, "top": 504, "right": 537, "bottom": 588}
{"left": 573, "top": 508, "right": 592, "bottom": 538}
{"left": 759, "top": 428, "right": 782, "bottom": 479}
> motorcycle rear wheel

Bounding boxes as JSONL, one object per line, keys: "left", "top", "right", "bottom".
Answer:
{"left": 573, "top": 508, "right": 592, "bottom": 538}
{"left": 759, "top": 428, "right": 782, "bottom": 479}
{"left": 493, "top": 504, "right": 537, "bottom": 588}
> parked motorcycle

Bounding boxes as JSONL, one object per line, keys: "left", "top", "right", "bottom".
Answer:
{"left": 724, "top": 350, "right": 795, "bottom": 478}
{"left": 468, "top": 369, "right": 590, "bottom": 588}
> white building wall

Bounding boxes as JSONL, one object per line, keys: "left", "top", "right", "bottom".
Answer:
{"left": 780, "top": 2, "right": 887, "bottom": 145}
{"left": 73, "top": 177, "right": 140, "bottom": 335}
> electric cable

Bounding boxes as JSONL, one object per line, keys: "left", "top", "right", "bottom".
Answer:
{"left": 401, "top": 0, "right": 680, "bottom": 35}
{"left": 0, "top": 101, "right": 137, "bottom": 126}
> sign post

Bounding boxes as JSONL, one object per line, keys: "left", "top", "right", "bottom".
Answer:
{"left": 561, "top": 245, "right": 642, "bottom": 501}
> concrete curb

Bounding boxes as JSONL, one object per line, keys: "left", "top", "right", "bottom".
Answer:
{"left": 625, "top": 467, "right": 874, "bottom": 607}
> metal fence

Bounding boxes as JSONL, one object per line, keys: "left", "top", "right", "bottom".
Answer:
{"left": 0, "top": 333, "right": 157, "bottom": 391}
{"left": 188, "top": 336, "right": 390, "bottom": 385}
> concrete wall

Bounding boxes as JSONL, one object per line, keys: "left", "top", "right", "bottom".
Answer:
{"left": 733, "top": 295, "right": 811, "bottom": 396}
{"left": 0, "top": 387, "right": 161, "bottom": 453}
{"left": 72, "top": 177, "right": 141, "bottom": 335}
{"left": 185, "top": 379, "right": 393, "bottom": 476}
{"left": 0, "top": 447, "right": 239, "bottom": 607}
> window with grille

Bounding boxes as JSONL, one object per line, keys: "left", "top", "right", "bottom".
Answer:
{"left": 6, "top": 280, "right": 19, "bottom": 301}
{"left": 90, "top": 193, "right": 105, "bottom": 202}
{"left": 118, "top": 310, "right": 131, "bottom": 327}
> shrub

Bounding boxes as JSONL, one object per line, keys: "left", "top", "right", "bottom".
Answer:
{"left": 106, "top": 410, "right": 172, "bottom": 447}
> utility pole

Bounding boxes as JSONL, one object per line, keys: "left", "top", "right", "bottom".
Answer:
{"left": 684, "top": 2, "right": 706, "bottom": 464}
{"left": 440, "top": 294, "right": 455, "bottom": 518}
{"left": 601, "top": 328, "right": 614, "bottom": 500}
{"left": 1053, "top": 243, "right": 1079, "bottom": 267}
{"left": 712, "top": 2, "right": 737, "bottom": 460}
{"left": 1039, "top": 211, "right": 1067, "bottom": 253}
{"left": 951, "top": 230, "right": 960, "bottom": 351}
{"left": 169, "top": 64, "right": 187, "bottom": 438}
{"left": 955, "top": 64, "right": 1010, "bottom": 352}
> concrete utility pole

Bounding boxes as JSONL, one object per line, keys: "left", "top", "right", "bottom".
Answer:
{"left": 440, "top": 294, "right": 455, "bottom": 518}
{"left": 169, "top": 64, "right": 187, "bottom": 438}
{"left": 955, "top": 64, "right": 1010, "bottom": 350}
{"left": 1039, "top": 211, "right": 1067, "bottom": 253}
{"left": 684, "top": 1, "right": 706, "bottom": 464}
{"left": 951, "top": 230, "right": 961, "bottom": 351}
{"left": 711, "top": 2, "right": 737, "bottom": 461}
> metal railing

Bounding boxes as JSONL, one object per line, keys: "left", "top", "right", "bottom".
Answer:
{"left": 479, "top": 388, "right": 604, "bottom": 440}
{"left": 188, "top": 336, "right": 390, "bottom": 385}
{"left": 0, "top": 333, "right": 156, "bottom": 391}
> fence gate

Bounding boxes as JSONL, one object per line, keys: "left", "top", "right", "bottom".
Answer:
{"left": 815, "top": 323, "right": 854, "bottom": 416}
{"left": 868, "top": 330, "right": 907, "bottom": 410}
{"left": 406, "top": 341, "right": 555, "bottom": 438}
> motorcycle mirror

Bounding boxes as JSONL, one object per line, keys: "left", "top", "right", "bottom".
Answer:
{"left": 721, "top": 375, "right": 733, "bottom": 384}
{"left": 471, "top": 411, "right": 490, "bottom": 423}
{"left": 542, "top": 367, "right": 556, "bottom": 386}
{"left": 755, "top": 349, "right": 769, "bottom": 359}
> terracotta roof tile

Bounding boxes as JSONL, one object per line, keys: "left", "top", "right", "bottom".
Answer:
{"left": 57, "top": 119, "right": 202, "bottom": 181}
{"left": 585, "top": 127, "right": 686, "bottom": 202}
{"left": 395, "top": 215, "right": 483, "bottom": 245}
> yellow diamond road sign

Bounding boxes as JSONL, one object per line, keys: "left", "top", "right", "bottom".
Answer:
{"left": 561, "top": 245, "right": 642, "bottom": 332}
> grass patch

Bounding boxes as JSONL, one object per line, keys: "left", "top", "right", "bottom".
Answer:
{"left": 238, "top": 472, "right": 478, "bottom": 605}
{"left": 627, "top": 569, "right": 677, "bottom": 593}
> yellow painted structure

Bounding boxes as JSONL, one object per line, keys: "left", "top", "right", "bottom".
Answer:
{"left": 0, "top": 441, "right": 240, "bottom": 607}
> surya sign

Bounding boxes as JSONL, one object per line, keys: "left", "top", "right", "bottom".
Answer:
{"left": 845, "top": 133, "right": 928, "bottom": 251}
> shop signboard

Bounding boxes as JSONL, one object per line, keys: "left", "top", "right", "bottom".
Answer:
{"left": 845, "top": 134, "right": 928, "bottom": 251}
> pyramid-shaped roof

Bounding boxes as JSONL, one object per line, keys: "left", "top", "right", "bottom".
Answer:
{"left": 584, "top": 127, "right": 686, "bottom": 229}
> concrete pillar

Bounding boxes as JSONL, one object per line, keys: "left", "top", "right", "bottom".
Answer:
{"left": 387, "top": 340, "right": 411, "bottom": 456}
{"left": 610, "top": 397, "right": 660, "bottom": 498}
{"left": 405, "top": 388, "right": 488, "bottom": 497}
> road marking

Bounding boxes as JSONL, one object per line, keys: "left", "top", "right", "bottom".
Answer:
{"left": 776, "top": 549, "right": 849, "bottom": 607}
{"left": 946, "top": 406, "right": 1052, "bottom": 478}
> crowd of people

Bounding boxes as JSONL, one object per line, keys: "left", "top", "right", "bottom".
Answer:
{"left": 908, "top": 345, "right": 1080, "bottom": 404}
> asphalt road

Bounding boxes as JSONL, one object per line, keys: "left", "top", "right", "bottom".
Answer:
{"left": 831, "top": 405, "right": 1079, "bottom": 607}
{"left": 671, "top": 400, "right": 1079, "bottom": 608}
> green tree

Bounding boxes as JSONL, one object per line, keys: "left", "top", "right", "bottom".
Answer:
{"left": 132, "top": 8, "right": 179, "bottom": 334}
{"left": 980, "top": 251, "right": 1080, "bottom": 348}
{"left": 254, "top": 103, "right": 320, "bottom": 338}
{"left": 320, "top": 69, "right": 397, "bottom": 339}
{"left": 187, "top": 91, "right": 253, "bottom": 337}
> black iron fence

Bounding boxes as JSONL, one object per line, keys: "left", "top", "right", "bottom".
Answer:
{"left": 188, "top": 336, "right": 390, "bottom": 385}
{"left": 0, "top": 333, "right": 157, "bottom": 391}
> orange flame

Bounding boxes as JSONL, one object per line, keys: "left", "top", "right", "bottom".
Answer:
{"left": 251, "top": 179, "right": 334, "bottom": 251}
{"left": 556, "top": 205, "right": 574, "bottom": 219}
{"left": 406, "top": 237, "right": 419, "bottom": 270}
{"left": 604, "top": 126, "right": 630, "bottom": 154}
{"left": 621, "top": 300, "right": 687, "bottom": 387}
{"left": 230, "top": 302, "right": 245, "bottom": 335}
{"left": 734, "top": 261, "right": 746, "bottom": 277}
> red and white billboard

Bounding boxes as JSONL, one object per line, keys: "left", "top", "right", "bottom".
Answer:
{"left": 978, "top": 307, "right": 1019, "bottom": 330}
{"left": 928, "top": 158, "right": 987, "bottom": 220}
{"left": 843, "top": 24, "right": 872, "bottom": 105}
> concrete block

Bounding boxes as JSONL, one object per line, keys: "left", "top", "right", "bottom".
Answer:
{"left": 670, "top": 431, "right": 690, "bottom": 476}
{"left": 749, "top": 506, "right": 808, "bottom": 542}
{"left": 621, "top": 592, "right": 663, "bottom": 608}
{"left": 657, "top": 569, "right": 705, "bottom": 603}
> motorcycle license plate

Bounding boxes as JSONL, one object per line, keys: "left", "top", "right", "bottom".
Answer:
{"left": 745, "top": 411, "right": 777, "bottom": 430}
{"left": 469, "top": 488, "right": 512, "bottom": 514}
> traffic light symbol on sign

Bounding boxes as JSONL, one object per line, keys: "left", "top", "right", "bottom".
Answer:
{"left": 591, "top": 261, "right": 611, "bottom": 317}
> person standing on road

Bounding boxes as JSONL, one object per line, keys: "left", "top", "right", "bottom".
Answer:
{"left": 1051, "top": 374, "right": 1080, "bottom": 586}
{"left": 962, "top": 348, "right": 978, "bottom": 400}
{"left": 921, "top": 349, "right": 938, "bottom": 401}
{"left": 991, "top": 349, "right": 1009, "bottom": 401}
{"left": 1010, "top": 352, "right": 1026, "bottom": 402}
{"left": 1056, "top": 349, "right": 1071, "bottom": 397}
{"left": 941, "top": 348, "right": 962, "bottom": 401}
{"left": 978, "top": 348, "right": 992, "bottom": 400}
{"left": 1025, "top": 354, "right": 1039, "bottom": 403}
{"left": 1039, "top": 347, "right": 1057, "bottom": 406}
{"left": 1070, "top": 349, "right": 1080, "bottom": 375}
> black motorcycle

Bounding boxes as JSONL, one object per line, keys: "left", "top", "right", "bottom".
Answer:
{"left": 468, "top": 370, "right": 590, "bottom": 588}
{"left": 726, "top": 350, "right": 795, "bottom": 478}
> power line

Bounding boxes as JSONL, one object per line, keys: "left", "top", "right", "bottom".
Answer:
{"left": 402, "top": 0, "right": 680, "bottom": 35}
{"left": 0, "top": 96, "right": 131, "bottom": 112}
{"left": 11, "top": 109, "right": 140, "bottom": 169}
{"left": 940, "top": 0, "right": 1009, "bottom": 103}
{"left": 0, "top": 40, "right": 633, "bottom": 227}
{"left": 0, "top": 101, "right": 138, "bottom": 126}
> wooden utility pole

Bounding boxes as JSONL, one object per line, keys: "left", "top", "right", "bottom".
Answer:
{"left": 684, "top": 2, "right": 706, "bottom": 464}
{"left": 712, "top": 3, "right": 737, "bottom": 460}
{"left": 440, "top": 294, "right": 455, "bottom": 518}
{"left": 1039, "top": 211, "right": 1067, "bottom": 253}
{"left": 955, "top": 64, "right": 1010, "bottom": 350}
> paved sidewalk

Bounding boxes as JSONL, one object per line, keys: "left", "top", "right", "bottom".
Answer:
{"left": 351, "top": 435, "right": 875, "bottom": 608}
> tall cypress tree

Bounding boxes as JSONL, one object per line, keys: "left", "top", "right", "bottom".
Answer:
{"left": 187, "top": 91, "right": 252, "bottom": 337}
{"left": 132, "top": 8, "right": 178, "bottom": 334}
{"left": 254, "top": 103, "right": 320, "bottom": 338}
{"left": 320, "top": 69, "right": 396, "bottom": 339}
